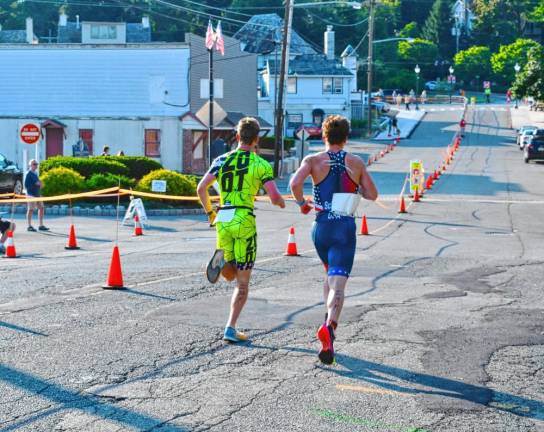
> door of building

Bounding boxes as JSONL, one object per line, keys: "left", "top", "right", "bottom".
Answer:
{"left": 46, "top": 128, "right": 64, "bottom": 158}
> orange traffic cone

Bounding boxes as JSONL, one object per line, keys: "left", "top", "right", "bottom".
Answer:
{"left": 426, "top": 175, "right": 433, "bottom": 190}
{"left": 360, "top": 215, "right": 369, "bottom": 235}
{"left": 103, "top": 245, "right": 126, "bottom": 289}
{"left": 413, "top": 188, "right": 420, "bottom": 202}
{"left": 284, "top": 227, "right": 300, "bottom": 256}
{"left": 368, "top": 156, "right": 373, "bottom": 166}
{"left": 380, "top": 150, "right": 385, "bottom": 158}
{"left": 433, "top": 170, "right": 439, "bottom": 180}
{"left": 398, "top": 195, "right": 407, "bottom": 214}
{"left": 65, "top": 224, "right": 80, "bottom": 250}
{"left": 4, "top": 231, "right": 19, "bottom": 258}
{"left": 133, "top": 214, "right": 143, "bottom": 236}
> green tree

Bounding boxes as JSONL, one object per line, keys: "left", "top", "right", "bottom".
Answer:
{"left": 491, "top": 39, "right": 541, "bottom": 86}
{"left": 529, "top": 4, "right": 544, "bottom": 22}
{"left": 454, "top": 46, "right": 491, "bottom": 84}
{"left": 398, "top": 21, "right": 419, "bottom": 38}
{"left": 472, "top": 0, "right": 536, "bottom": 50}
{"left": 422, "top": 0, "right": 454, "bottom": 57}
{"left": 512, "top": 45, "right": 544, "bottom": 101}
{"left": 398, "top": 38, "right": 438, "bottom": 66}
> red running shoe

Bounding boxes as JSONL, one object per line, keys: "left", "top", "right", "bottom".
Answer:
{"left": 316, "top": 324, "right": 335, "bottom": 365}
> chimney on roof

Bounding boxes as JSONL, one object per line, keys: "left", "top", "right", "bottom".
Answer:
{"left": 25, "top": 17, "right": 34, "bottom": 44}
{"left": 142, "top": 16, "right": 150, "bottom": 29}
{"left": 324, "top": 25, "right": 335, "bottom": 60}
{"left": 59, "top": 13, "right": 68, "bottom": 26}
{"left": 76, "top": 15, "right": 80, "bottom": 29}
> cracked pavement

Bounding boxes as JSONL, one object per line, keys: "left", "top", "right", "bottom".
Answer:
{"left": 1, "top": 106, "right": 544, "bottom": 431}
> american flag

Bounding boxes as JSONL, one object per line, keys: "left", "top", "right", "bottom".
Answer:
{"left": 205, "top": 19, "right": 214, "bottom": 50}
{"left": 215, "top": 21, "right": 225, "bottom": 56}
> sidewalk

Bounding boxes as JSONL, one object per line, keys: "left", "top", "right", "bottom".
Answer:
{"left": 510, "top": 105, "right": 544, "bottom": 129}
{"left": 374, "top": 108, "right": 426, "bottom": 141}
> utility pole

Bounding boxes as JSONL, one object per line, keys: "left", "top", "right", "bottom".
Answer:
{"left": 366, "top": 0, "right": 375, "bottom": 138}
{"left": 274, "top": 0, "right": 293, "bottom": 178}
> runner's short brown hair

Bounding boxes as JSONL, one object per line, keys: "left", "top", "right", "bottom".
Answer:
{"left": 322, "top": 115, "right": 350, "bottom": 145}
{"left": 237, "top": 117, "right": 260, "bottom": 145}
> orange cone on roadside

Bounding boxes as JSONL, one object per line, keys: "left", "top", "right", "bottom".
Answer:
{"left": 284, "top": 227, "right": 300, "bottom": 256}
{"left": 380, "top": 150, "right": 385, "bottom": 158}
{"left": 103, "top": 245, "right": 126, "bottom": 289}
{"left": 4, "top": 231, "right": 19, "bottom": 258}
{"left": 360, "top": 215, "right": 369, "bottom": 235}
{"left": 413, "top": 188, "right": 420, "bottom": 202}
{"left": 426, "top": 175, "right": 433, "bottom": 190}
{"left": 433, "top": 170, "right": 439, "bottom": 180}
{"left": 398, "top": 196, "right": 407, "bottom": 214}
{"left": 368, "top": 157, "right": 373, "bottom": 166}
{"left": 65, "top": 224, "right": 80, "bottom": 250}
{"left": 133, "top": 214, "right": 143, "bottom": 236}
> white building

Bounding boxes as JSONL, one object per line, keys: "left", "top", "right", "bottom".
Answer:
{"left": 258, "top": 26, "right": 355, "bottom": 135}
{"left": 0, "top": 44, "right": 190, "bottom": 171}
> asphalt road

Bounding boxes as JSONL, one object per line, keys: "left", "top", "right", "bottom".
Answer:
{"left": 1, "top": 105, "right": 543, "bottom": 431}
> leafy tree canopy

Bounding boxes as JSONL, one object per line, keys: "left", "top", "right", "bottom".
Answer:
{"left": 398, "top": 21, "right": 419, "bottom": 38}
{"left": 398, "top": 38, "right": 438, "bottom": 66}
{"left": 491, "top": 38, "right": 541, "bottom": 86}
{"left": 512, "top": 45, "right": 544, "bottom": 100}
{"left": 453, "top": 45, "right": 491, "bottom": 83}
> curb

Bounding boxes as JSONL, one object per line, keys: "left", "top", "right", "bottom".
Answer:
{"left": 0, "top": 205, "right": 205, "bottom": 217}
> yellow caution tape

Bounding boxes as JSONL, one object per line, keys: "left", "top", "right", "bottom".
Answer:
{"left": 119, "top": 189, "right": 217, "bottom": 202}
{"left": 0, "top": 187, "right": 121, "bottom": 204}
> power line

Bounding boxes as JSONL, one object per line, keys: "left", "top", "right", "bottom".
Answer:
{"left": 306, "top": 12, "right": 368, "bottom": 27}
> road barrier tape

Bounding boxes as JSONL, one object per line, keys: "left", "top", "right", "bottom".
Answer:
{"left": 0, "top": 186, "right": 122, "bottom": 204}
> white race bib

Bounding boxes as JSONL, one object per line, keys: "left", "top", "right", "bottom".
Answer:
{"left": 216, "top": 208, "right": 236, "bottom": 223}
{"left": 331, "top": 193, "right": 361, "bottom": 217}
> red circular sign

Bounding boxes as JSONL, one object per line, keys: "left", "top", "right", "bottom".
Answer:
{"left": 20, "top": 123, "right": 41, "bottom": 145}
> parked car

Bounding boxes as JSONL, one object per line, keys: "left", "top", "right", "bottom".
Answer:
{"left": 294, "top": 123, "right": 322, "bottom": 139}
{"left": 425, "top": 81, "right": 438, "bottom": 91}
{"left": 519, "top": 128, "right": 537, "bottom": 150}
{"left": 0, "top": 153, "right": 23, "bottom": 194}
{"left": 524, "top": 129, "right": 544, "bottom": 163}
{"left": 516, "top": 125, "right": 538, "bottom": 146}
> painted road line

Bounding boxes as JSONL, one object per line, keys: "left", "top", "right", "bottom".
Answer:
{"left": 424, "top": 198, "right": 544, "bottom": 205}
{"left": 313, "top": 408, "right": 429, "bottom": 432}
{"left": 336, "top": 383, "right": 410, "bottom": 397}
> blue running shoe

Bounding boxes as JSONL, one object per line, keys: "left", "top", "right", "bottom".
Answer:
{"left": 223, "top": 326, "right": 249, "bottom": 343}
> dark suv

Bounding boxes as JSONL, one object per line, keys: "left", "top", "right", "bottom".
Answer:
{"left": 524, "top": 129, "right": 544, "bottom": 163}
{"left": 0, "top": 153, "right": 23, "bottom": 194}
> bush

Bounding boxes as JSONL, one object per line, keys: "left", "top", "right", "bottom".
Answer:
{"left": 137, "top": 169, "right": 196, "bottom": 197}
{"left": 86, "top": 173, "right": 136, "bottom": 191}
{"left": 41, "top": 167, "right": 85, "bottom": 196}
{"left": 105, "top": 156, "right": 162, "bottom": 180}
{"left": 41, "top": 156, "right": 129, "bottom": 179}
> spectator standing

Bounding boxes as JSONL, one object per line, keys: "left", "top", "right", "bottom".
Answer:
{"left": 404, "top": 95, "right": 411, "bottom": 110}
{"left": 25, "top": 160, "right": 48, "bottom": 232}
{"left": 101, "top": 146, "right": 110, "bottom": 156}
{"left": 421, "top": 90, "right": 427, "bottom": 104}
{"left": 506, "top": 89, "right": 512, "bottom": 104}
{"left": 117, "top": 150, "right": 125, "bottom": 156}
{"left": 396, "top": 94, "right": 402, "bottom": 107}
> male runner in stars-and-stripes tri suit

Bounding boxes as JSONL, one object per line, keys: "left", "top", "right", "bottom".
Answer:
{"left": 197, "top": 117, "right": 285, "bottom": 343}
{"left": 290, "top": 115, "right": 378, "bottom": 364}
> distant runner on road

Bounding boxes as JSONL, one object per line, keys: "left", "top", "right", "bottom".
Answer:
{"left": 290, "top": 115, "right": 378, "bottom": 364}
{"left": 197, "top": 117, "right": 285, "bottom": 343}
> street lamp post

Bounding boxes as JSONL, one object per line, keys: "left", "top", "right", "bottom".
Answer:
{"left": 448, "top": 66, "right": 454, "bottom": 104}
{"left": 514, "top": 62, "right": 521, "bottom": 109}
{"left": 414, "top": 64, "right": 420, "bottom": 110}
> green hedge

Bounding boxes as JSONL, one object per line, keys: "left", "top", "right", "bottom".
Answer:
{"left": 137, "top": 169, "right": 196, "bottom": 197}
{"left": 103, "top": 156, "right": 163, "bottom": 180}
{"left": 86, "top": 173, "right": 136, "bottom": 190}
{"left": 41, "top": 167, "right": 86, "bottom": 196}
{"left": 41, "top": 156, "right": 129, "bottom": 179}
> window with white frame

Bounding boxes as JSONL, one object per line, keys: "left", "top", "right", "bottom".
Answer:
{"left": 323, "top": 77, "right": 343, "bottom": 94}
{"left": 287, "top": 77, "right": 297, "bottom": 94}
{"left": 90, "top": 24, "right": 117, "bottom": 40}
{"left": 323, "top": 77, "right": 333, "bottom": 94}
{"left": 333, "top": 77, "right": 343, "bottom": 94}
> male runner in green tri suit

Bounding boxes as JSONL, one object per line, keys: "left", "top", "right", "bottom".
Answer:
{"left": 197, "top": 117, "right": 285, "bottom": 342}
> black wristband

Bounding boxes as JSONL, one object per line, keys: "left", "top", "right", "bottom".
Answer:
{"left": 206, "top": 210, "right": 214, "bottom": 216}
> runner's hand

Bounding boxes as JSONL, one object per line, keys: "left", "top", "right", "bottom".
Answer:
{"left": 298, "top": 199, "right": 313, "bottom": 214}
{"left": 207, "top": 210, "right": 217, "bottom": 226}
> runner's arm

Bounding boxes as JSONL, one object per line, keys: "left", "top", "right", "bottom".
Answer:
{"left": 289, "top": 156, "right": 313, "bottom": 214}
{"left": 197, "top": 173, "right": 217, "bottom": 223}
{"left": 358, "top": 160, "right": 378, "bottom": 201}
{"left": 263, "top": 181, "right": 285, "bottom": 208}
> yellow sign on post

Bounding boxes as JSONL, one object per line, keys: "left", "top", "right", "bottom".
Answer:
{"left": 410, "top": 160, "right": 424, "bottom": 194}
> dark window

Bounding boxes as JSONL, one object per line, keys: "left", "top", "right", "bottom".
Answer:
{"left": 287, "top": 77, "right": 297, "bottom": 94}
{"left": 79, "top": 129, "right": 93, "bottom": 154}
{"left": 287, "top": 114, "right": 303, "bottom": 129}
{"left": 145, "top": 129, "right": 161, "bottom": 157}
{"left": 334, "top": 78, "right": 343, "bottom": 94}
{"left": 323, "top": 77, "right": 333, "bottom": 94}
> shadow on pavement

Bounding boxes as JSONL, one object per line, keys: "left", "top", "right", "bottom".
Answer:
{"left": 0, "top": 321, "right": 47, "bottom": 337}
{"left": 0, "top": 365, "right": 189, "bottom": 431}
